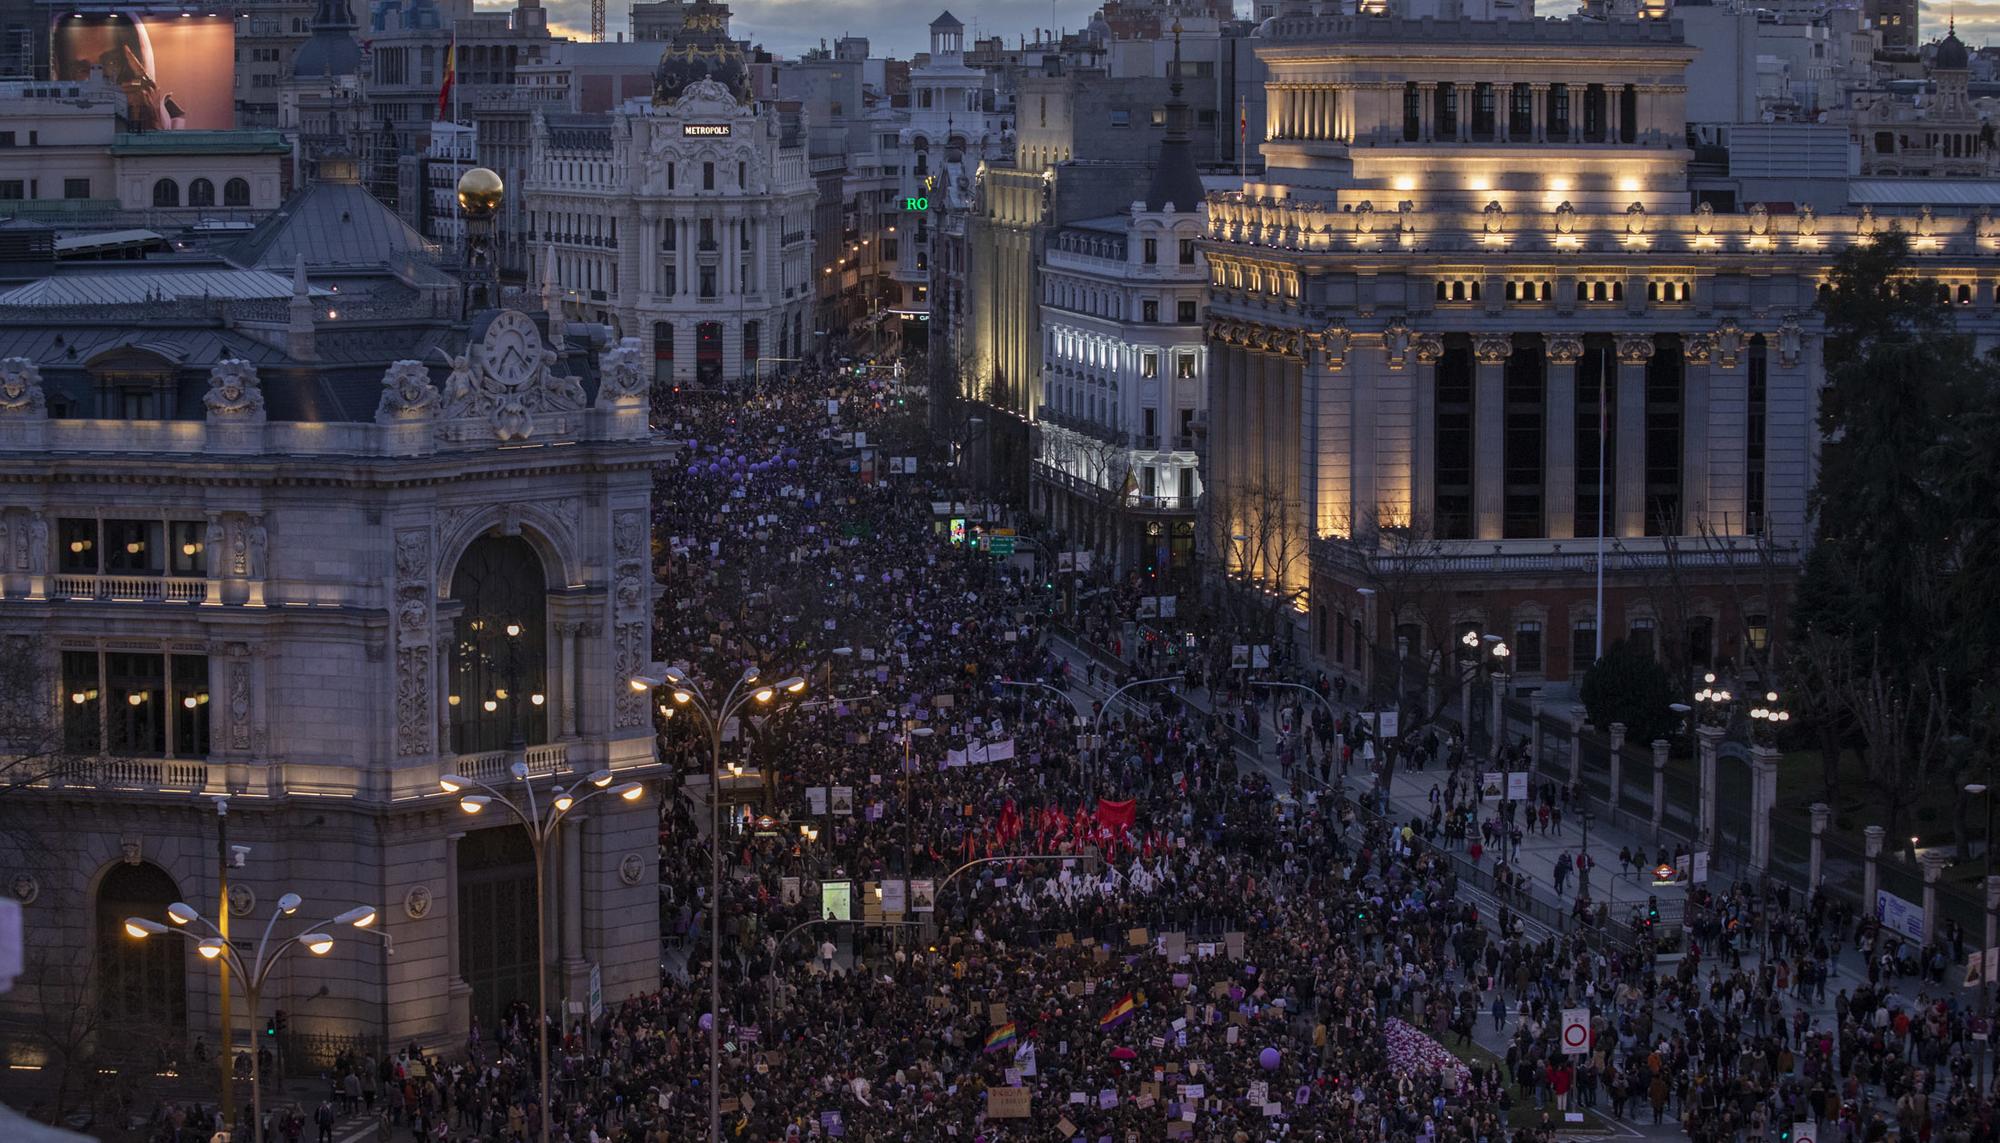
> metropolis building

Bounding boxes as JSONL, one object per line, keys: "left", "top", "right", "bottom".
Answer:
{"left": 1203, "top": 11, "right": 2000, "bottom": 689}
{"left": 0, "top": 175, "right": 667, "bottom": 1076}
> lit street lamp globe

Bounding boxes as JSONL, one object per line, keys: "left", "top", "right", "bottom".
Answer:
{"left": 456, "top": 167, "right": 505, "bottom": 219}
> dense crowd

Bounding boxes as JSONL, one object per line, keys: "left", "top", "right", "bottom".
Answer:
{"left": 131, "top": 357, "right": 2000, "bottom": 1143}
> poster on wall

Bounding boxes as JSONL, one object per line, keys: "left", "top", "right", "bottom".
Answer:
{"left": 53, "top": 12, "right": 236, "bottom": 130}
{"left": 1876, "top": 889, "right": 1925, "bottom": 942}
{"left": 821, "top": 880, "right": 851, "bottom": 921}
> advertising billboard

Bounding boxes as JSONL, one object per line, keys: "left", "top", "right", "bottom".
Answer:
{"left": 52, "top": 12, "right": 235, "bottom": 130}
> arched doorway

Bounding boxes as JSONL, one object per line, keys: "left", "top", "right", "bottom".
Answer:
{"left": 695, "top": 321, "right": 723, "bottom": 387}
{"left": 447, "top": 535, "right": 549, "bottom": 754}
{"left": 456, "top": 826, "right": 538, "bottom": 1035}
{"left": 95, "top": 861, "right": 188, "bottom": 1058}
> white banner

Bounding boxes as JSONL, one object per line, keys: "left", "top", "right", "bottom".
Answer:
{"left": 946, "top": 738, "right": 1016, "bottom": 767}
{"left": 1691, "top": 850, "right": 1710, "bottom": 886}
{"left": 830, "top": 786, "right": 855, "bottom": 816}
{"left": 1559, "top": 1008, "right": 1590, "bottom": 1056}
{"left": 1506, "top": 771, "right": 1529, "bottom": 802}
{"left": 807, "top": 787, "right": 827, "bottom": 815}
{"left": 909, "top": 878, "right": 936, "bottom": 913}
{"left": 882, "top": 879, "right": 906, "bottom": 915}
{"left": 1877, "top": 889, "right": 1925, "bottom": 943}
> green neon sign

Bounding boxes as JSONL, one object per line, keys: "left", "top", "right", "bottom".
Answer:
{"left": 904, "top": 196, "right": 929, "bottom": 211}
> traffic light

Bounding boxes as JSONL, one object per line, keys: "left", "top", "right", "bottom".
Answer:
{"left": 1645, "top": 896, "right": 1659, "bottom": 929}
{"left": 265, "top": 1016, "right": 277, "bottom": 1037}
{"left": 274, "top": 1009, "right": 288, "bottom": 1035}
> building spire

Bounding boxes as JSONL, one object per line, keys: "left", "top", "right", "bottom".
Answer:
{"left": 1144, "top": 18, "right": 1202, "bottom": 213}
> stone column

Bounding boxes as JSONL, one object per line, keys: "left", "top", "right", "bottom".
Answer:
{"left": 1614, "top": 335, "right": 1653, "bottom": 537}
{"left": 1530, "top": 696, "right": 1545, "bottom": 775}
{"left": 1650, "top": 739, "right": 1669, "bottom": 842}
{"left": 563, "top": 622, "right": 584, "bottom": 738}
{"left": 1923, "top": 848, "right": 1948, "bottom": 944}
{"left": 446, "top": 832, "right": 473, "bottom": 1042}
{"left": 1413, "top": 336, "right": 1441, "bottom": 527}
{"left": 1809, "top": 802, "right": 1831, "bottom": 891}
{"left": 1531, "top": 83, "right": 1550, "bottom": 142}
{"left": 1680, "top": 335, "right": 1712, "bottom": 532}
{"left": 1749, "top": 743, "right": 1779, "bottom": 878}
{"left": 1419, "top": 82, "right": 1436, "bottom": 142}
{"left": 1568, "top": 705, "right": 1586, "bottom": 787}
{"left": 1695, "top": 724, "right": 1722, "bottom": 848}
{"left": 202, "top": 510, "right": 224, "bottom": 606}
{"left": 1863, "top": 825, "right": 1886, "bottom": 914}
{"left": 1545, "top": 335, "right": 1581, "bottom": 540}
{"left": 1608, "top": 722, "right": 1627, "bottom": 810}
{"left": 1473, "top": 335, "right": 1510, "bottom": 540}
{"left": 1495, "top": 83, "right": 1510, "bottom": 143}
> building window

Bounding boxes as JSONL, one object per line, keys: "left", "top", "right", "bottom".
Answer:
{"left": 223, "top": 178, "right": 250, "bottom": 206}
{"left": 0, "top": 180, "right": 23, "bottom": 200}
{"left": 1574, "top": 336, "right": 1615, "bottom": 538}
{"left": 1177, "top": 300, "right": 1197, "bottom": 323}
{"left": 1620, "top": 83, "right": 1638, "bottom": 144}
{"left": 703, "top": 161, "right": 715, "bottom": 190}
{"left": 1643, "top": 335, "right": 1683, "bottom": 536}
{"left": 1110, "top": 109, "right": 1131, "bottom": 128}
{"left": 1142, "top": 299, "right": 1159, "bottom": 323}
{"left": 1403, "top": 82, "right": 1421, "bottom": 141}
{"left": 699, "top": 267, "right": 716, "bottom": 299}
{"left": 1745, "top": 612, "right": 1769, "bottom": 653}
{"left": 1435, "top": 83, "right": 1457, "bottom": 138}
{"left": 1141, "top": 352, "right": 1159, "bottom": 378}
{"left": 1143, "top": 238, "right": 1157, "bottom": 264}
{"left": 152, "top": 178, "right": 179, "bottom": 207}
{"left": 1175, "top": 352, "right": 1196, "bottom": 379}
{"left": 1570, "top": 618, "right": 1597, "bottom": 671}
{"left": 743, "top": 320, "right": 760, "bottom": 364}
{"left": 1513, "top": 622, "right": 1544, "bottom": 673}
{"left": 1747, "top": 335, "right": 1767, "bottom": 534}
{"left": 188, "top": 178, "right": 215, "bottom": 207}
{"left": 737, "top": 160, "right": 745, "bottom": 188}
{"left": 1179, "top": 238, "right": 1195, "bottom": 265}
{"left": 1471, "top": 82, "right": 1496, "bottom": 140}
{"left": 1628, "top": 617, "right": 1655, "bottom": 658}
{"left": 1509, "top": 83, "right": 1533, "bottom": 139}
{"left": 63, "top": 177, "right": 89, "bottom": 199}
{"left": 1549, "top": 84, "right": 1570, "bottom": 139}
{"left": 1433, "top": 335, "right": 1474, "bottom": 539}
{"left": 1502, "top": 335, "right": 1545, "bottom": 539}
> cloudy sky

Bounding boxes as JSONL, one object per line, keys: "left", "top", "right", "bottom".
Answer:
{"left": 480, "top": 0, "right": 1987, "bottom": 64}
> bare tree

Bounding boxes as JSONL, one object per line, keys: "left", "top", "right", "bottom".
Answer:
{"left": 0, "top": 640, "right": 86, "bottom": 795}
{"left": 1207, "top": 478, "right": 1310, "bottom": 645}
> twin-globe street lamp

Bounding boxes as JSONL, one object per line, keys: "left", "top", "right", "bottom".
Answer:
{"left": 628, "top": 662, "right": 807, "bottom": 1143}
{"left": 126, "top": 897, "right": 381, "bottom": 1142}
{"left": 442, "top": 761, "right": 644, "bottom": 1143}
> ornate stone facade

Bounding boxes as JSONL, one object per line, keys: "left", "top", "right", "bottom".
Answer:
{"left": 0, "top": 306, "right": 672, "bottom": 1064}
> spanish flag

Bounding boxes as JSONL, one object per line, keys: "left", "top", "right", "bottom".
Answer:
{"left": 437, "top": 36, "right": 456, "bottom": 120}
{"left": 1099, "top": 993, "right": 1139, "bottom": 1031}
{"left": 984, "top": 1022, "right": 1018, "bottom": 1053}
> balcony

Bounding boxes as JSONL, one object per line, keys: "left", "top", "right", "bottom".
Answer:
{"left": 453, "top": 742, "right": 568, "bottom": 784}
{"left": 1310, "top": 534, "right": 1802, "bottom": 579}
{"left": 52, "top": 574, "right": 207, "bottom": 603}
{"left": 30, "top": 755, "right": 211, "bottom": 793}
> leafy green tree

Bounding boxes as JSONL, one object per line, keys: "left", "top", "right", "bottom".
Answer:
{"left": 1580, "top": 638, "right": 1678, "bottom": 747}
{"left": 1791, "top": 231, "right": 1999, "bottom": 839}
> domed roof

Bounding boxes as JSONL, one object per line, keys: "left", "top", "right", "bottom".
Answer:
{"left": 1935, "top": 25, "right": 1970, "bottom": 70}
{"left": 293, "top": 0, "right": 362, "bottom": 78}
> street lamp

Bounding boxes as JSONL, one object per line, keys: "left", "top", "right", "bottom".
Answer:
{"left": 437, "top": 760, "right": 644, "bottom": 1143}
{"left": 1747, "top": 691, "right": 1790, "bottom": 742}
{"left": 630, "top": 661, "right": 808, "bottom": 1143}
{"left": 126, "top": 896, "right": 381, "bottom": 1142}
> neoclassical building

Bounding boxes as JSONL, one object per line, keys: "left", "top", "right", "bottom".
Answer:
{"left": 0, "top": 261, "right": 668, "bottom": 1075}
{"left": 525, "top": 75, "right": 817, "bottom": 386}
{"left": 1203, "top": 12, "right": 2000, "bottom": 690}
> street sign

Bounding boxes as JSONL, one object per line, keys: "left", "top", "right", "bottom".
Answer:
{"left": 1559, "top": 1008, "right": 1590, "bottom": 1056}
{"left": 1793, "top": 1122, "right": 1817, "bottom": 1143}
{"left": 989, "top": 536, "right": 1015, "bottom": 556}
{"left": 588, "top": 962, "right": 603, "bottom": 1024}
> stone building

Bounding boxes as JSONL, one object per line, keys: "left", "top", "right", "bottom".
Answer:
{"left": 524, "top": 74, "right": 816, "bottom": 384}
{"left": 0, "top": 181, "right": 667, "bottom": 1073}
{"left": 1201, "top": 12, "right": 2000, "bottom": 693}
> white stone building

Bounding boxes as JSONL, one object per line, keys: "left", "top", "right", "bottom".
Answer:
{"left": 1202, "top": 12, "right": 2000, "bottom": 692}
{"left": 0, "top": 204, "right": 668, "bottom": 1072}
{"left": 525, "top": 76, "right": 817, "bottom": 385}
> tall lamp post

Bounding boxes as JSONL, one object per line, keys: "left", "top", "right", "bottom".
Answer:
{"left": 126, "top": 897, "right": 381, "bottom": 1143}
{"left": 440, "top": 762, "right": 645, "bottom": 1143}
{"left": 629, "top": 662, "right": 807, "bottom": 1143}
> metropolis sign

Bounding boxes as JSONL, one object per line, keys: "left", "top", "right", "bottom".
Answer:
{"left": 682, "top": 123, "right": 732, "bottom": 136}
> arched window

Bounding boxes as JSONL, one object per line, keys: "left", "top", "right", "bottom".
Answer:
{"left": 653, "top": 321, "right": 674, "bottom": 383}
{"left": 187, "top": 178, "right": 214, "bottom": 207}
{"left": 151, "top": 179, "right": 179, "bottom": 208}
{"left": 96, "top": 861, "right": 188, "bottom": 1055}
{"left": 223, "top": 178, "right": 250, "bottom": 207}
{"left": 447, "top": 535, "right": 549, "bottom": 753}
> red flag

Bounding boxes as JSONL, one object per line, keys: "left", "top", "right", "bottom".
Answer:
{"left": 437, "top": 37, "right": 456, "bottom": 120}
{"left": 1096, "top": 798, "right": 1137, "bottom": 834}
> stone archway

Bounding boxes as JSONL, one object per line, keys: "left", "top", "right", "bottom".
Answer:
{"left": 94, "top": 860, "right": 188, "bottom": 1059}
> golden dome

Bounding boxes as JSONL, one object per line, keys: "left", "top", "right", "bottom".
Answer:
{"left": 456, "top": 167, "right": 504, "bottom": 219}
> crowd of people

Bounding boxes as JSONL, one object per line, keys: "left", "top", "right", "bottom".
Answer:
{"left": 128, "top": 357, "right": 2000, "bottom": 1143}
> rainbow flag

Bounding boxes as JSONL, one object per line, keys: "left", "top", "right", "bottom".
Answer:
{"left": 984, "top": 1022, "right": 1018, "bottom": 1053}
{"left": 1099, "top": 993, "right": 1139, "bottom": 1031}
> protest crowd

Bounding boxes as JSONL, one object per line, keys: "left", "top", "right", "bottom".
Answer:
{"left": 136, "top": 358, "right": 1999, "bottom": 1143}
